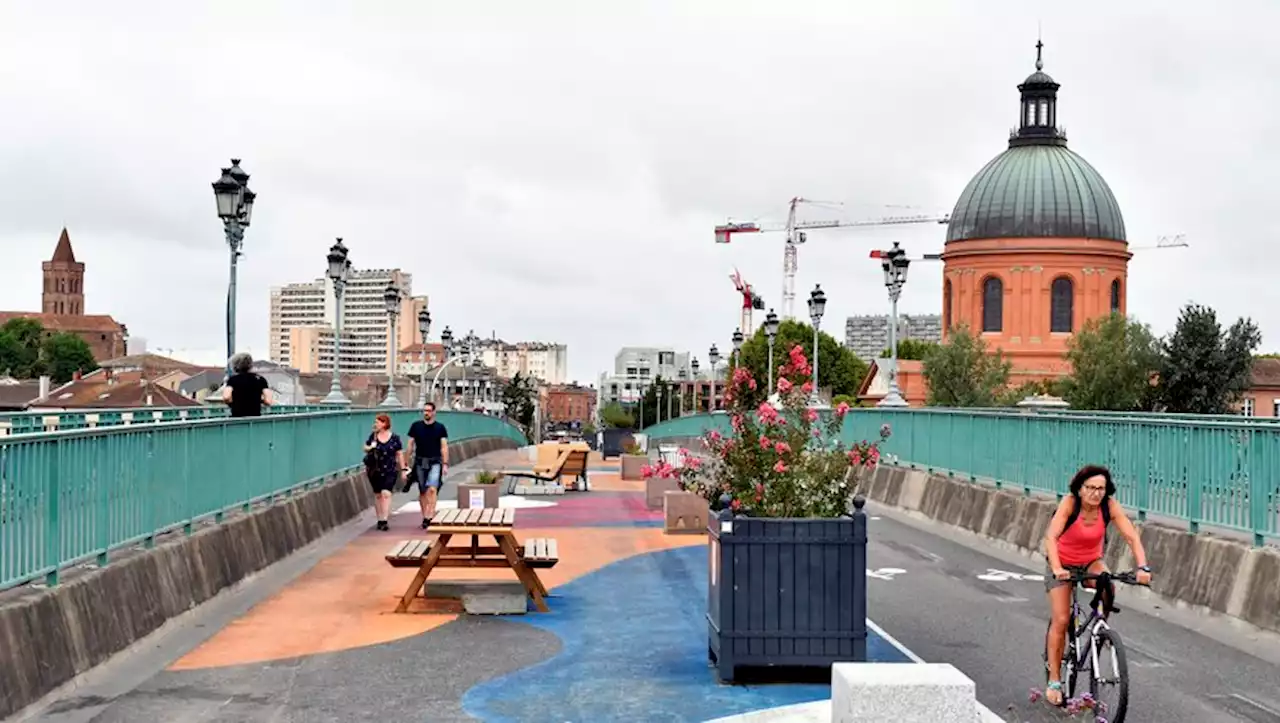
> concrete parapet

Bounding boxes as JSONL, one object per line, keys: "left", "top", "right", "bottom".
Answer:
{"left": 831, "top": 663, "right": 979, "bottom": 723}
{"left": 863, "top": 463, "right": 1280, "bottom": 635}
{"left": 0, "top": 435, "right": 518, "bottom": 720}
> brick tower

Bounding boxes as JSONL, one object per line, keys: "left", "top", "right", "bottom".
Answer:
{"left": 42, "top": 228, "right": 85, "bottom": 316}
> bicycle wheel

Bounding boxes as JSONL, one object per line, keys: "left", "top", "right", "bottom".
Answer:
{"left": 1088, "top": 626, "right": 1129, "bottom": 722}
{"left": 1042, "top": 621, "right": 1078, "bottom": 701}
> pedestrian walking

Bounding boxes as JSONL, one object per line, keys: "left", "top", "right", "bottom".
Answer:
{"left": 406, "top": 401, "right": 449, "bottom": 529}
{"left": 222, "top": 352, "right": 273, "bottom": 417}
{"left": 363, "top": 413, "right": 405, "bottom": 531}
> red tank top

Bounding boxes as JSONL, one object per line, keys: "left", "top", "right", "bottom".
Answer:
{"left": 1058, "top": 508, "right": 1105, "bottom": 566}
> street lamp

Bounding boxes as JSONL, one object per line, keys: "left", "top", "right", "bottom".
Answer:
{"left": 807, "top": 285, "right": 827, "bottom": 407}
{"left": 416, "top": 309, "right": 431, "bottom": 407}
{"left": 211, "top": 159, "right": 256, "bottom": 377}
{"left": 690, "top": 357, "right": 700, "bottom": 412}
{"left": 731, "top": 328, "right": 744, "bottom": 367}
{"left": 764, "top": 308, "right": 780, "bottom": 396}
{"left": 321, "top": 238, "right": 351, "bottom": 405}
{"left": 877, "top": 242, "right": 911, "bottom": 408}
{"left": 434, "top": 325, "right": 453, "bottom": 404}
{"left": 708, "top": 343, "right": 721, "bottom": 411}
{"left": 380, "top": 282, "right": 403, "bottom": 407}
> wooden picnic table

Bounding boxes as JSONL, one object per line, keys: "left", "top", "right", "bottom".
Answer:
{"left": 384, "top": 508, "right": 558, "bottom": 614}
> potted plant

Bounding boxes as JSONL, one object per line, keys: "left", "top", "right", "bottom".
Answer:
{"left": 699, "top": 344, "right": 888, "bottom": 683}
{"left": 644, "top": 452, "right": 710, "bottom": 534}
{"left": 619, "top": 440, "right": 647, "bottom": 480}
{"left": 458, "top": 468, "right": 501, "bottom": 509}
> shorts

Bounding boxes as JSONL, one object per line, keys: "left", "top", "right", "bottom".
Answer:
{"left": 1044, "top": 560, "right": 1102, "bottom": 592}
{"left": 413, "top": 459, "right": 443, "bottom": 494}
{"left": 368, "top": 469, "right": 398, "bottom": 495}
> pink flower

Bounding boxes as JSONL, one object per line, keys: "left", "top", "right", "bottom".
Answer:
{"left": 801, "top": 381, "right": 813, "bottom": 394}
{"left": 774, "top": 441, "right": 791, "bottom": 454}
{"left": 835, "top": 401, "right": 851, "bottom": 417}
{"left": 640, "top": 464, "right": 652, "bottom": 478}
{"left": 759, "top": 434, "right": 772, "bottom": 450}
{"left": 777, "top": 377, "right": 793, "bottom": 394}
{"left": 806, "top": 408, "right": 819, "bottom": 422}
{"left": 707, "top": 429, "right": 722, "bottom": 442}
{"left": 731, "top": 498, "right": 741, "bottom": 511}
{"left": 756, "top": 402, "right": 780, "bottom": 425}
{"left": 686, "top": 456, "right": 702, "bottom": 469}
{"left": 731, "top": 414, "right": 745, "bottom": 431}
{"left": 754, "top": 482, "right": 765, "bottom": 501}
{"left": 849, "top": 450, "right": 862, "bottom": 466}
{"left": 812, "top": 428, "right": 822, "bottom": 437}
{"left": 773, "top": 460, "right": 788, "bottom": 473}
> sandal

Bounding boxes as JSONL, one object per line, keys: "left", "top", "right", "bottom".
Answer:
{"left": 1045, "top": 680, "right": 1064, "bottom": 707}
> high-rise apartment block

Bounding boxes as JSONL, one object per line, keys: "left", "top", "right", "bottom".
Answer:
{"left": 268, "top": 268, "right": 425, "bottom": 376}
{"left": 455, "top": 331, "right": 568, "bottom": 384}
{"left": 844, "top": 314, "right": 942, "bottom": 362}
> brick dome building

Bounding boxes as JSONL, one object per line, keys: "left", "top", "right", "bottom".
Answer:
{"left": 940, "top": 43, "right": 1130, "bottom": 380}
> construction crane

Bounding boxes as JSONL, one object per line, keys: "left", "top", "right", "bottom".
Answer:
{"left": 729, "top": 268, "right": 766, "bottom": 334}
{"left": 715, "top": 197, "right": 950, "bottom": 319}
{"left": 1129, "top": 233, "right": 1189, "bottom": 251}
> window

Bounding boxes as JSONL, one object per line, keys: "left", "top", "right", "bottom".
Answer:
{"left": 943, "top": 279, "right": 952, "bottom": 329}
{"left": 981, "top": 277, "right": 1003, "bottom": 332}
{"left": 1110, "top": 279, "right": 1121, "bottom": 313}
{"left": 1243, "top": 398, "right": 1255, "bottom": 417}
{"left": 1024, "top": 102, "right": 1034, "bottom": 127}
{"left": 1038, "top": 99, "right": 1049, "bottom": 125}
{"left": 1274, "top": 399, "right": 1279, "bottom": 418}
{"left": 1050, "top": 277, "right": 1074, "bottom": 333}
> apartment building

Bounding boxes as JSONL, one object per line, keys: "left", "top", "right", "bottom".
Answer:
{"left": 844, "top": 314, "right": 942, "bottom": 363}
{"left": 597, "top": 346, "right": 692, "bottom": 406}
{"left": 453, "top": 332, "right": 568, "bottom": 384}
{"left": 268, "top": 268, "right": 425, "bottom": 376}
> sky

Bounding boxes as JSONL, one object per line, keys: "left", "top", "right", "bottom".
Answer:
{"left": 2, "top": 1, "right": 1278, "bottom": 384}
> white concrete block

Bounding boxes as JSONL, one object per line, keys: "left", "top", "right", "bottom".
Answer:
{"left": 832, "top": 663, "right": 978, "bottom": 723}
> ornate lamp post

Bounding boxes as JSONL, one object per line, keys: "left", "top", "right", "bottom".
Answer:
{"left": 731, "top": 328, "right": 744, "bottom": 367}
{"left": 435, "top": 326, "right": 453, "bottom": 404}
{"left": 877, "top": 242, "right": 911, "bottom": 408}
{"left": 764, "top": 308, "right": 780, "bottom": 395}
{"left": 379, "top": 282, "right": 403, "bottom": 407}
{"left": 807, "top": 285, "right": 827, "bottom": 407}
{"left": 690, "top": 357, "right": 700, "bottom": 412}
{"left": 211, "top": 159, "right": 256, "bottom": 377}
{"left": 416, "top": 309, "right": 431, "bottom": 407}
{"left": 708, "top": 344, "right": 721, "bottom": 411}
{"left": 321, "top": 239, "right": 351, "bottom": 405}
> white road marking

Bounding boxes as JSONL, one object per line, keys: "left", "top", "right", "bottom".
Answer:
{"left": 976, "top": 568, "right": 1044, "bottom": 582}
{"left": 867, "top": 567, "right": 907, "bottom": 580}
{"left": 393, "top": 495, "right": 556, "bottom": 515}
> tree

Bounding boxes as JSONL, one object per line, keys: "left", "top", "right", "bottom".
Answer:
{"left": 921, "top": 324, "right": 1011, "bottom": 407}
{"left": 599, "top": 402, "right": 635, "bottom": 429}
{"left": 733, "top": 319, "right": 869, "bottom": 408}
{"left": 880, "top": 339, "right": 940, "bottom": 361}
{"left": 1061, "top": 313, "right": 1161, "bottom": 411}
{"left": 41, "top": 333, "right": 97, "bottom": 383}
{"left": 501, "top": 372, "right": 537, "bottom": 433}
{"left": 637, "top": 375, "right": 679, "bottom": 428}
{"left": 1155, "top": 304, "right": 1261, "bottom": 414}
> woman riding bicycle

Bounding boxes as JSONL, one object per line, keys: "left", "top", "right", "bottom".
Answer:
{"left": 1042, "top": 464, "right": 1152, "bottom": 706}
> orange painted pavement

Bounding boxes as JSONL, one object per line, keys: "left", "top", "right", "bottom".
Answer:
{"left": 581, "top": 471, "right": 644, "bottom": 492}
{"left": 170, "top": 524, "right": 704, "bottom": 671}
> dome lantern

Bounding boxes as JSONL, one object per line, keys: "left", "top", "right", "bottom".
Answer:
{"left": 1011, "top": 40, "right": 1065, "bottom": 147}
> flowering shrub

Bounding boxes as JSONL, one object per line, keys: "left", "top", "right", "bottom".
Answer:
{"left": 697, "top": 344, "right": 890, "bottom": 518}
{"left": 639, "top": 454, "right": 703, "bottom": 492}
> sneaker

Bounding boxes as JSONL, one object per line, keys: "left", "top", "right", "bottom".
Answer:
{"left": 376, "top": 520, "right": 389, "bottom": 531}
{"left": 421, "top": 518, "right": 431, "bottom": 530}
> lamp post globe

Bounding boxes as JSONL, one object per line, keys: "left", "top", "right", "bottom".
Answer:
{"left": 212, "top": 168, "right": 241, "bottom": 220}
{"left": 807, "top": 284, "right": 826, "bottom": 323}
{"left": 731, "top": 328, "right": 744, "bottom": 364}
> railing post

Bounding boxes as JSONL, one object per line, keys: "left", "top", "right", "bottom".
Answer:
{"left": 144, "top": 431, "right": 157, "bottom": 549}
{"left": 851, "top": 494, "right": 868, "bottom": 662}
{"left": 44, "top": 440, "right": 61, "bottom": 587}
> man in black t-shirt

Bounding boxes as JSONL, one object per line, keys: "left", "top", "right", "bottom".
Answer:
{"left": 405, "top": 401, "right": 449, "bottom": 529}
{"left": 221, "top": 353, "right": 273, "bottom": 417}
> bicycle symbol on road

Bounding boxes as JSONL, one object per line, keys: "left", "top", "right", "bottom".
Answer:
{"left": 976, "top": 568, "right": 1044, "bottom": 582}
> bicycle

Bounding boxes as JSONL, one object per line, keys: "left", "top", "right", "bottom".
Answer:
{"left": 1042, "top": 569, "right": 1147, "bottom": 722}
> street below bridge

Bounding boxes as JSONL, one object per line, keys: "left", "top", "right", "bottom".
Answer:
{"left": 863, "top": 503, "right": 1280, "bottom": 722}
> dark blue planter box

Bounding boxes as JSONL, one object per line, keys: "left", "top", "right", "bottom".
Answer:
{"left": 707, "top": 497, "right": 869, "bottom": 683}
{"left": 600, "top": 428, "right": 634, "bottom": 459}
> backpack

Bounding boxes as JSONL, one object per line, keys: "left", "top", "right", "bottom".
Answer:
{"left": 1063, "top": 494, "right": 1111, "bottom": 548}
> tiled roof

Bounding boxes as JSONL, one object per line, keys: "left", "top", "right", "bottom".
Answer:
{"left": 34, "top": 379, "right": 204, "bottom": 409}
{"left": 0, "top": 311, "right": 124, "bottom": 334}
{"left": 1250, "top": 358, "right": 1280, "bottom": 388}
{"left": 0, "top": 380, "right": 43, "bottom": 409}
{"left": 51, "top": 228, "right": 77, "bottom": 263}
{"left": 98, "top": 352, "right": 203, "bottom": 372}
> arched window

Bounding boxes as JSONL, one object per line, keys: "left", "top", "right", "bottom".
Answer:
{"left": 982, "top": 277, "right": 1003, "bottom": 332}
{"left": 1051, "top": 277, "right": 1074, "bottom": 332}
{"left": 1110, "top": 279, "right": 1121, "bottom": 313}
{"left": 943, "top": 279, "right": 952, "bottom": 330}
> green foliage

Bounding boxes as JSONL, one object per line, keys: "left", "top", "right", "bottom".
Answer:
{"left": 1154, "top": 304, "right": 1261, "bottom": 414}
{"left": 734, "top": 319, "right": 868, "bottom": 407}
{"left": 921, "top": 325, "right": 1011, "bottom": 407}
{"left": 1061, "top": 313, "right": 1161, "bottom": 411}
{"left": 500, "top": 372, "right": 537, "bottom": 432}
{"left": 622, "top": 440, "right": 642, "bottom": 455}
{"left": 880, "top": 338, "right": 940, "bottom": 361}
{"left": 473, "top": 469, "right": 500, "bottom": 484}
{"left": 0, "top": 318, "right": 98, "bottom": 383}
{"left": 636, "top": 375, "right": 678, "bottom": 428}
{"left": 599, "top": 402, "right": 635, "bottom": 429}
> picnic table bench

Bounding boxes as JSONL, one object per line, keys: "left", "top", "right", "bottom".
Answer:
{"left": 384, "top": 508, "right": 558, "bottom": 613}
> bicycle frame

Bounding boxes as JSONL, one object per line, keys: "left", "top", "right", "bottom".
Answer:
{"left": 1060, "top": 570, "right": 1137, "bottom": 685}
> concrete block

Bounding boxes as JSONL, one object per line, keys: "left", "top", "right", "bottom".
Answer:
{"left": 645, "top": 476, "right": 681, "bottom": 510}
{"left": 1239, "top": 546, "right": 1280, "bottom": 631}
{"left": 426, "top": 581, "right": 528, "bottom": 615}
{"left": 898, "top": 469, "right": 928, "bottom": 511}
{"left": 831, "top": 663, "right": 978, "bottom": 723}
{"left": 664, "top": 491, "right": 709, "bottom": 534}
{"left": 620, "top": 453, "right": 647, "bottom": 480}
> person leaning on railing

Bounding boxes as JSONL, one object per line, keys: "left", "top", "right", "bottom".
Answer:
{"left": 222, "top": 352, "right": 274, "bottom": 417}
{"left": 1041, "top": 464, "right": 1152, "bottom": 706}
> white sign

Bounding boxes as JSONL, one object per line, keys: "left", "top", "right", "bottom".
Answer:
{"left": 976, "top": 568, "right": 1044, "bottom": 582}
{"left": 468, "top": 489, "right": 486, "bottom": 509}
{"left": 867, "top": 567, "right": 907, "bottom": 581}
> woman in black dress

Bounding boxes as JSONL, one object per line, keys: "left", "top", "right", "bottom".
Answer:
{"left": 363, "top": 413, "right": 405, "bottom": 531}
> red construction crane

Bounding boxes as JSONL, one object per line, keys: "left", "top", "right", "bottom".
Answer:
{"left": 730, "top": 268, "right": 766, "bottom": 334}
{"left": 715, "top": 197, "right": 950, "bottom": 319}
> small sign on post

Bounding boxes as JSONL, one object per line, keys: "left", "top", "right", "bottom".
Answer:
{"left": 468, "top": 489, "right": 486, "bottom": 509}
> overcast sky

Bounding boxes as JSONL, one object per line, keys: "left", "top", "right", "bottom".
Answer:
{"left": 2, "top": 1, "right": 1277, "bottom": 383}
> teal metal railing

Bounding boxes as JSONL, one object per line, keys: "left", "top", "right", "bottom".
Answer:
{"left": 0, "top": 409, "right": 527, "bottom": 590}
{"left": 644, "top": 410, "right": 1279, "bottom": 546}
{"left": 0, "top": 404, "right": 334, "bottom": 437}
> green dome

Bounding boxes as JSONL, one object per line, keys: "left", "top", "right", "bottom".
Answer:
{"left": 946, "top": 144, "right": 1127, "bottom": 244}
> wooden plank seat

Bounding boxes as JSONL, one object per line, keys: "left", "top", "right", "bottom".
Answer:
{"left": 385, "top": 539, "right": 433, "bottom": 568}
{"left": 502, "top": 449, "right": 590, "bottom": 493}
{"left": 521, "top": 537, "right": 560, "bottom": 569}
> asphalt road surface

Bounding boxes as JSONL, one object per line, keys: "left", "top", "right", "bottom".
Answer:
{"left": 864, "top": 503, "right": 1280, "bottom": 723}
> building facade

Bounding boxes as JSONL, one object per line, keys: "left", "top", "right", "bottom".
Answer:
{"left": 0, "top": 229, "right": 128, "bottom": 363}
{"left": 541, "top": 384, "right": 597, "bottom": 426}
{"left": 480, "top": 341, "right": 568, "bottom": 384}
{"left": 845, "top": 314, "right": 942, "bottom": 362}
{"left": 268, "top": 268, "right": 424, "bottom": 376}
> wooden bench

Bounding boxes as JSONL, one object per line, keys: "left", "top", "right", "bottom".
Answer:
{"left": 386, "top": 539, "right": 433, "bottom": 568}
{"left": 503, "top": 449, "right": 590, "bottom": 494}
{"left": 521, "top": 537, "right": 560, "bottom": 569}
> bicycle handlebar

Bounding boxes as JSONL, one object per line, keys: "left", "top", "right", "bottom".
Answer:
{"left": 1064, "top": 569, "right": 1149, "bottom": 586}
